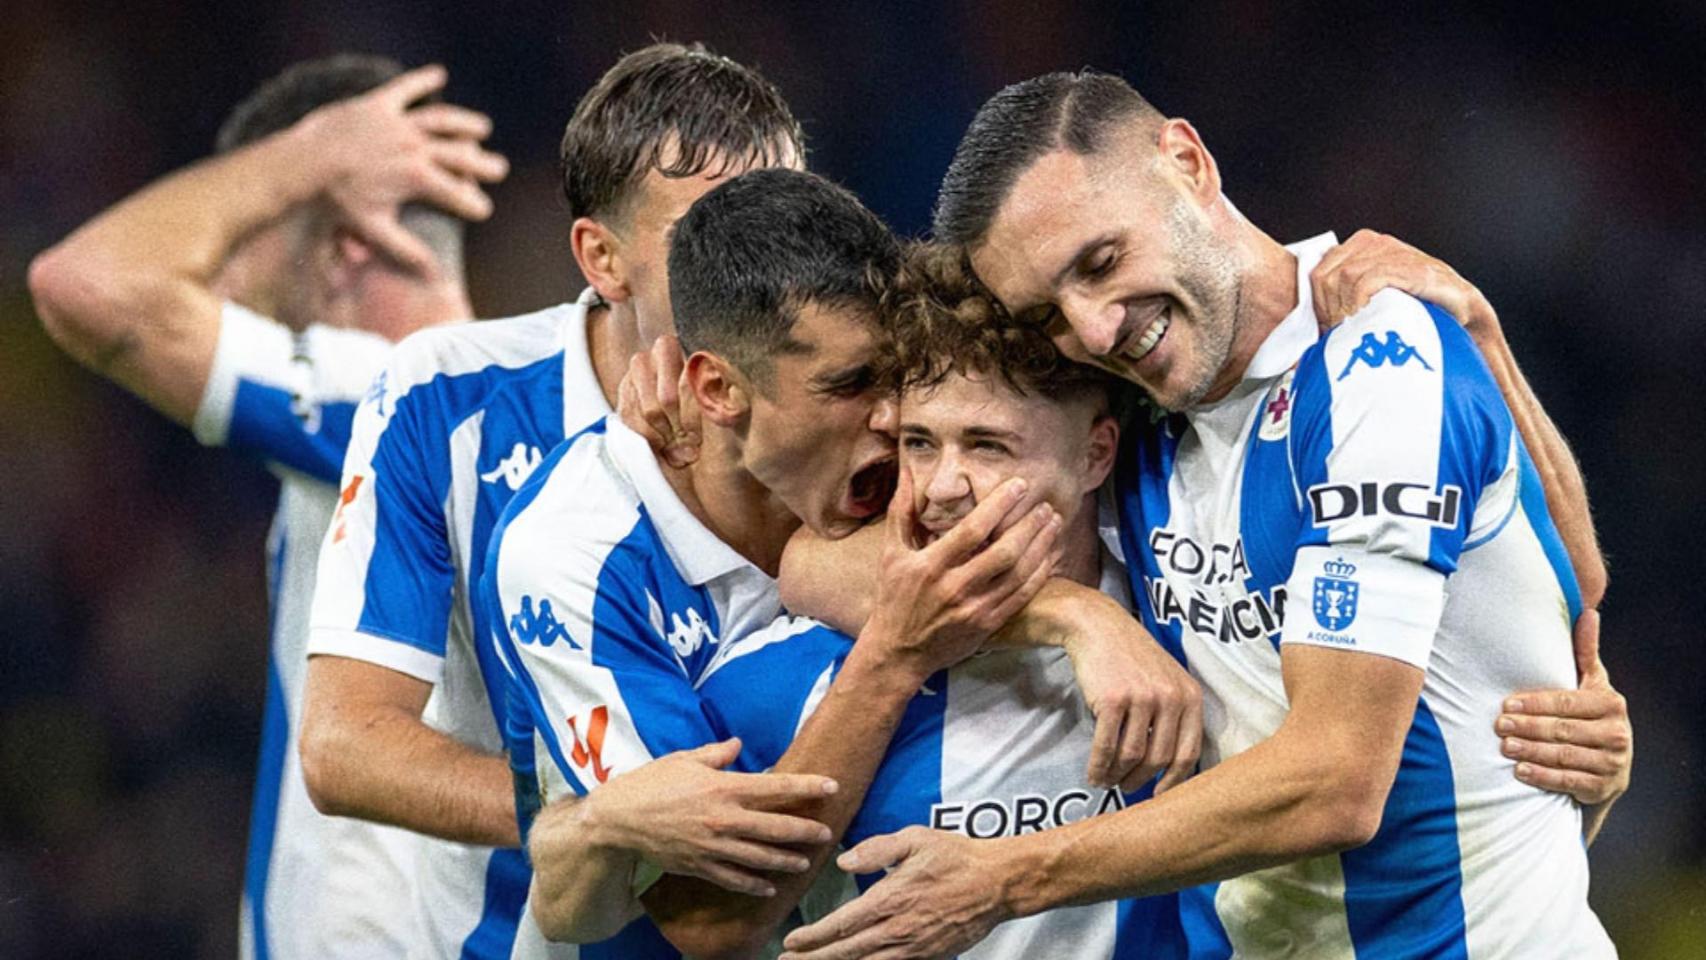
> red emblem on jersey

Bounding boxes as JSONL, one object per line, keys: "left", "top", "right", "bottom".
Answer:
{"left": 331, "top": 475, "right": 364, "bottom": 543}
{"left": 567, "top": 706, "right": 613, "bottom": 784}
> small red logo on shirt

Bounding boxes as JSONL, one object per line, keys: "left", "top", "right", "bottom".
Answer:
{"left": 331, "top": 475, "right": 364, "bottom": 543}
{"left": 567, "top": 706, "right": 613, "bottom": 784}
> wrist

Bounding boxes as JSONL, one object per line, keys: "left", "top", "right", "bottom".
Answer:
{"left": 844, "top": 621, "right": 935, "bottom": 697}
{"left": 994, "top": 833, "right": 1063, "bottom": 920}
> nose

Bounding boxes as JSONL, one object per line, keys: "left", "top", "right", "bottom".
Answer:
{"left": 923, "top": 447, "right": 971, "bottom": 507}
{"left": 1059, "top": 291, "right": 1126, "bottom": 358}
{"left": 869, "top": 396, "right": 899, "bottom": 438}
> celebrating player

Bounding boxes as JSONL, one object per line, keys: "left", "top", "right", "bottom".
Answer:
{"left": 26, "top": 56, "right": 505, "bottom": 959}
{"left": 781, "top": 71, "right": 1627, "bottom": 959}
{"left": 299, "top": 44, "right": 823, "bottom": 958}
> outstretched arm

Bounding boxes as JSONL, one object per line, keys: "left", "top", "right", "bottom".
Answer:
{"left": 26, "top": 64, "right": 503, "bottom": 425}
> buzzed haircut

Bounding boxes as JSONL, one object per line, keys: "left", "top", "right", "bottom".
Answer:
{"left": 668, "top": 168, "right": 899, "bottom": 389}
{"left": 560, "top": 42, "right": 804, "bottom": 223}
{"left": 934, "top": 70, "right": 1164, "bottom": 247}
{"left": 881, "top": 242, "right": 1125, "bottom": 411}
{"left": 215, "top": 53, "right": 464, "bottom": 273}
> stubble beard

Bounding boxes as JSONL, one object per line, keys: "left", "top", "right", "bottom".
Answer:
{"left": 1152, "top": 199, "right": 1242, "bottom": 411}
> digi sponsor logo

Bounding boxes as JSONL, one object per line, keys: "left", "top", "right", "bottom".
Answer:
{"left": 481, "top": 442, "right": 544, "bottom": 491}
{"left": 566, "top": 705, "right": 612, "bottom": 784}
{"left": 510, "top": 595, "right": 578, "bottom": 649}
{"left": 1310, "top": 557, "right": 1360, "bottom": 634}
{"left": 1336, "top": 330, "right": 1435, "bottom": 381}
{"left": 1307, "top": 481, "right": 1462, "bottom": 529}
{"left": 930, "top": 788, "right": 1127, "bottom": 839}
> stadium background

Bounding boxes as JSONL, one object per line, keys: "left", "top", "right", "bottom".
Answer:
{"left": 1, "top": 1, "right": 1701, "bottom": 956}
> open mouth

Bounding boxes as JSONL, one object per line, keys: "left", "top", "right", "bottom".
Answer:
{"left": 844, "top": 457, "right": 898, "bottom": 519}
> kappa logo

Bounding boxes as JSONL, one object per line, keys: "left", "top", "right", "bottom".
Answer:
{"left": 566, "top": 705, "right": 613, "bottom": 784}
{"left": 645, "top": 591, "right": 718, "bottom": 659}
{"left": 1311, "top": 557, "right": 1360, "bottom": 632}
{"left": 510, "top": 595, "right": 578, "bottom": 649}
{"left": 1337, "top": 331, "right": 1435, "bottom": 381}
{"left": 481, "top": 443, "right": 543, "bottom": 491}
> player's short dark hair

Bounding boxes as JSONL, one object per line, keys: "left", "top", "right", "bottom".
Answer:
{"left": 560, "top": 42, "right": 804, "bottom": 223}
{"left": 881, "top": 242, "right": 1124, "bottom": 412}
{"left": 934, "top": 70, "right": 1163, "bottom": 247}
{"left": 669, "top": 168, "right": 899, "bottom": 390}
{"left": 216, "top": 54, "right": 464, "bottom": 272}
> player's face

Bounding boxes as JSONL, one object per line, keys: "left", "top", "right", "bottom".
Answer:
{"left": 742, "top": 302, "right": 896, "bottom": 541}
{"left": 969, "top": 134, "right": 1241, "bottom": 411}
{"left": 618, "top": 142, "right": 805, "bottom": 343}
{"left": 900, "top": 372, "right": 1098, "bottom": 541}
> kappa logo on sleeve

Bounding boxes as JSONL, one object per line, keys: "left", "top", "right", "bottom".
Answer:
{"left": 510, "top": 595, "right": 579, "bottom": 649}
{"left": 1337, "top": 331, "right": 1434, "bottom": 381}
{"left": 566, "top": 705, "right": 613, "bottom": 784}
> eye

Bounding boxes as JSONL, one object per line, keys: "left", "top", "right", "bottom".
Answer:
{"left": 901, "top": 435, "right": 936, "bottom": 453}
{"left": 1082, "top": 247, "right": 1119, "bottom": 280}
{"left": 972, "top": 439, "right": 1012, "bottom": 456}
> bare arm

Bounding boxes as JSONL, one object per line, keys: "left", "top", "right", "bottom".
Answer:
{"left": 26, "top": 64, "right": 502, "bottom": 425}
{"left": 780, "top": 646, "right": 1423, "bottom": 959}
{"left": 299, "top": 654, "right": 518, "bottom": 846}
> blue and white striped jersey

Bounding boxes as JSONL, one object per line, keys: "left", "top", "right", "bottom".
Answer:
{"left": 696, "top": 496, "right": 1193, "bottom": 960}
{"left": 193, "top": 302, "right": 423, "bottom": 960}
{"left": 484, "top": 416, "right": 788, "bottom": 960}
{"left": 1116, "top": 234, "right": 1613, "bottom": 958}
{"left": 309, "top": 289, "right": 611, "bottom": 960}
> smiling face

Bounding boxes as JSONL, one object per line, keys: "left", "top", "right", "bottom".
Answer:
{"left": 903, "top": 372, "right": 1107, "bottom": 541}
{"left": 739, "top": 300, "right": 897, "bottom": 540}
{"left": 968, "top": 122, "right": 1244, "bottom": 411}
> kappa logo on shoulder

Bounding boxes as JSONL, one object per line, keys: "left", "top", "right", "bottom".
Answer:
{"left": 481, "top": 442, "right": 543, "bottom": 491}
{"left": 510, "top": 595, "right": 580, "bottom": 649}
{"left": 1337, "top": 331, "right": 1434, "bottom": 381}
{"left": 645, "top": 590, "right": 718, "bottom": 659}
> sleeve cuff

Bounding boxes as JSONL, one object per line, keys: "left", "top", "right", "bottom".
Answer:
{"left": 1280, "top": 546, "right": 1446, "bottom": 670}
{"left": 307, "top": 627, "right": 446, "bottom": 685}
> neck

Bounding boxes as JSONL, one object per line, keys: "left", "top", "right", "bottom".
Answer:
{"left": 1056, "top": 491, "right": 1105, "bottom": 588}
{"left": 587, "top": 298, "right": 647, "bottom": 409}
{"left": 658, "top": 424, "right": 800, "bottom": 577}
{"left": 1198, "top": 220, "right": 1299, "bottom": 404}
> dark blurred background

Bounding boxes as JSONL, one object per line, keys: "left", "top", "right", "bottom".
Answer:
{"left": 1, "top": 1, "right": 1701, "bottom": 957}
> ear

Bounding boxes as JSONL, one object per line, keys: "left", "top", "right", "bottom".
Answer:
{"left": 1082, "top": 413, "right": 1120, "bottom": 493}
{"left": 570, "top": 216, "right": 632, "bottom": 304}
{"left": 1154, "top": 118, "right": 1221, "bottom": 206}
{"left": 684, "top": 352, "right": 750, "bottom": 427}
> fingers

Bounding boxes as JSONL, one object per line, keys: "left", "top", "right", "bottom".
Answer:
{"left": 1510, "top": 761, "right": 1602, "bottom": 802}
{"left": 412, "top": 162, "right": 495, "bottom": 222}
{"left": 721, "top": 808, "right": 836, "bottom": 846}
{"left": 836, "top": 826, "right": 922, "bottom": 873}
{"left": 1572, "top": 608, "right": 1605, "bottom": 685}
{"left": 688, "top": 859, "right": 780, "bottom": 899}
{"left": 1499, "top": 737, "right": 1623, "bottom": 777}
{"left": 722, "top": 770, "right": 841, "bottom": 806}
{"left": 676, "top": 737, "right": 743, "bottom": 769}
{"left": 409, "top": 101, "right": 493, "bottom": 141}
{"left": 1150, "top": 696, "right": 1202, "bottom": 794}
{"left": 705, "top": 837, "right": 814, "bottom": 875}
{"left": 1086, "top": 706, "right": 1120, "bottom": 788}
{"left": 427, "top": 136, "right": 509, "bottom": 184}
{"left": 884, "top": 464, "right": 920, "bottom": 550}
{"left": 673, "top": 353, "right": 701, "bottom": 464}
{"left": 956, "top": 501, "right": 1058, "bottom": 594}
{"left": 356, "top": 213, "right": 441, "bottom": 279}
{"left": 1501, "top": 686, "right": 1627, "bottom": 723}
{"left": 926, "top": 478, "right": 1026, "bottom": 562}
{"left": 783, "top": 885, "right": 890, "bottom": 954}
{"left": 378, "top": 63, "right": 449, "bottom": 108}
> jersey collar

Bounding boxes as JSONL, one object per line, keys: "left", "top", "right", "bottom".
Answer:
{"left": 604, "top": 417, "right": 759, "bottom": 586}
{"left": 1242, "top": 231, "right": 1339, "bottom": 381}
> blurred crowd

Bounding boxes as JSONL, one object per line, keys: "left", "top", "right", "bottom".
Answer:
{"left": 1, "top": 1, "right": 1701, "bottom": 956}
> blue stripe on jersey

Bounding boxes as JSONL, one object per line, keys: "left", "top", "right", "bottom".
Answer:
{"left": 1425, "top": 303, "right": 1511, "bottom": 573}
{"left": 1115, "top": 416, "right": 1190, "bottom": 667}
{"left": 1240, "top": 383, "right": 1306, "bottom": 652}
{"left": 1339, "top": 698, "right": 1468, "bottom": 958}
{"left": 458, "top": 849, "right": 531, "bottom": 960}
{"left": 229, "top": 379, "right": 357, "bottom": 483}
{"left": 243, "top": 534, "right": 290, "bottom": 960}
{"left": 358, "top": 354, "right": 564, "bottom": 657}
{"left": 847, "top": 670, "right": 948, "bottom": 889}
{"left": 701, "top": 625, "right": 856, "bottom": 769}
{"left": 1286, "top": 333, "right": 1336, "bottom": 556}
{"left": 1515, "top": 440, "right": 1584, "bottom": 621}
{"left": 1176, "top": 884, "right": 1232, "bottom": 960}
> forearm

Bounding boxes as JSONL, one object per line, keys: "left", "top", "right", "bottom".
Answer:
{"left": 777, "top": 522, "right": 882, "bottom": 634}
{"left": 301, "top": 700, "right": 519, "bottom": 847}
{"left": 645, "top": 642, "right": 924, "bottom": 958}
{"left": 1467, "top": 318, "right": 1606, "bottom": 608}
{"left": 528, "top": 795, "right": 646, "bottom": 942}
{"left": 1581, "top": 799, "right": 1616, "bottom": 847}
{"left": 985, "top": 577, "right": 1104, "bottom": 650}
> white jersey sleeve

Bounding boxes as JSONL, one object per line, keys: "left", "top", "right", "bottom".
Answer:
{"left": 1280, "top": 289, "right": 1519, "bottom": 668}
{"left": 193, "top": 302, "right": 393, "bottom": 482}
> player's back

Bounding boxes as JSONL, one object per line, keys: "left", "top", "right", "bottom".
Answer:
{"left": 310, "top": 293, "right": 612, "bottom": 959}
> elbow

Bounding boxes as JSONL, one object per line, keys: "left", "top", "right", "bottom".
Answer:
{"left": 27, "top": 244, "right": 135, "bottom": 365}
{"left": 1306, "top": 772, "right": 1391, "bottom": 853}
{"left": 27, "top": 246, "right": 87, "bottom": 348}
{"left": 1577, "top": 563, "right": 1608, "bottom": 614}
{"left": 659, "top": 926, "right": 767, "bottom": 960}
{"left": 297, "top": 708, "right": 353, "bottom": 817}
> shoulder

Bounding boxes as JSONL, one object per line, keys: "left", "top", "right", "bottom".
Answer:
{"left": 493, "top": 422, "right": 641, "bottom": 583}
{"left": 381, "top": 303, "right": 578, "bottom": 406}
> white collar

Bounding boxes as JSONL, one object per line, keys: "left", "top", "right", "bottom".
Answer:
{"left": 603, "top": 418, "right": 759, "bottom": 587}
{"left": 562, "top": 286, "right": 615, "bottom": 417}
{"left": 1241, "top": 231, "right": 1339, "bottom": 381}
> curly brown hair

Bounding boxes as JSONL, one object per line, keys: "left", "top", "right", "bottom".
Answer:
{"left": 880, "top": 242, "right": 1123, "bottom": 411}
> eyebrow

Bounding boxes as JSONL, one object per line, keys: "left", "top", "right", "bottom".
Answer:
{"left": 811, "top": 361, "right": 875, "bottom": 389}
{"left": 963, "top": 425, "right": 1024, "bottom": 443}
{"left": 1049, "top": 233, "right": 1117, "bottom": 291}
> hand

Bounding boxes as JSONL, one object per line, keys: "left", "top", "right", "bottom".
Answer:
{"left": 780, "top": 827, "right": 1011, "bottom": 960}
{"left": 1495, "top": 609, "right": 1632, "bottom": 806}
{"left": 1056, "top": 592, "right": 1203, "bottom": 793}
{"left": 616, "top": 333, "right": 700, "bottom": 468}
{"left": 1310, "top": 229, "right": 1499, "bottom": 338}
{"left": 576, "top": 739, "right": 839, "bottom": 897}
{"left": 864, "top": 469, "right": 1062, "bottom": 678}
{"left": 295, "top": 64, "right": 509, "bottom": 276}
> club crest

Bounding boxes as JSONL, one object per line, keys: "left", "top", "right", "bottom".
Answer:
{"left": 1311, "top": 557, "right": 1360, "bottom": 631}
{"left": 1259, "top": 367, "right": 1298, "bottom": 441}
